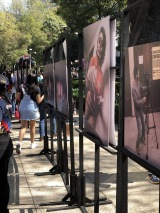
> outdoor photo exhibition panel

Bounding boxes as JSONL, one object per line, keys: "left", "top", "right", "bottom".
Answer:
{"left": 55, "top": 59, "right": 69, "bottom": 118}
{"left": 110, "top": 19, "right": 117, "bottom": 146}
{"left": 124, "top": 41, "right": 160, "bottom": 171}
{"left": 83, "top": 16, "right": 116, "bottom": 147}
{"left": 43, "top": 63, "right": 55, "bottom": 106}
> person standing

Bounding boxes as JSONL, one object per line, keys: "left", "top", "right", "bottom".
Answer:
{"left": 38, "top": 80, "right": 57, "bottom": 141}
{"left": 0, "top": 74, "right": 13, "bottom": 213}
{"left": 132, "top": 68, "right": 147, "bottom": 155}
{"left": 37, "top": 71, "right": 43, "bottom": 83}
{"left": 16, "top": 74, "right": 44, "bottom": 154}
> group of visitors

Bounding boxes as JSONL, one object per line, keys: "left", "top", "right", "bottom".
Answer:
{"left": 0, "top": 66, "right": 78, "bottom": 211}
{"left": 0, "top": 69, "right": 57, "bottom": 155}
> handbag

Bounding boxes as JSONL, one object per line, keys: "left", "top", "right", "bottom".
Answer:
{"left": 15, "top": 103, "right": 20, "bottom": 119}
{"left": 14, "top": 106, "right": 20, "bottom": 119}
{"left": 15, "top": 110, "right": 20, "bottom": 119}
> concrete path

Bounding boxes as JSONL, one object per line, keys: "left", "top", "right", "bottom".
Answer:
{"left": 8, "top": 115, "right": 159, "bottom": 213}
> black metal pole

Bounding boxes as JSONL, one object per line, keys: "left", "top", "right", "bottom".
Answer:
{"left": 66, "top": 30, "right": 75, "bottom": 175}
{"left": 44, "top": 105, "right": 49, "bottom": 152}
{"left": 21, "top": 60, "right": 23, "bottom": 84}
{"left": 77, "top": 32, "right": 86, "bottom": 206}
{"left": 62, "top": 119, "right": 69, "bottom": 185}
{"left": 66, "top": 30, "right": 77, "bottom": 201}
{"left": 50, "top": 107, "right": 54, "bottom": 162}
{"left": 94, "top": 144, "right": 100, "bottom": 213}
{"left": 116, "top": 12, "right": 128, "bottom": 213}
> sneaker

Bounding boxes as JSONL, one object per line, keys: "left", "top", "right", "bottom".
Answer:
{"left": 148, "top": 174, "right": 160, "bottom": 184}
{"left": 16, "top": 143, "right": 21, "bottom": 155}
{"left": 30, "top": 143, "right": 37, "bottom": 149}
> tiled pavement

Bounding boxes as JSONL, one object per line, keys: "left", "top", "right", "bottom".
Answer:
{"left": 7, "top": 116, "right": 159, "bottom": 213}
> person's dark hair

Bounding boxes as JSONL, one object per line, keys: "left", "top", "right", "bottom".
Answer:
{"left": 24, "top": 74, "right": 39, "bottom": 103}
{"left": 0, "top": 74, "right": 7, "bottom": 95}
{"left": 98, "top": 26, "right": 106, "bottom": 67}
{"left": 0, "top": 84, "right": 11, "bottom": 104}
{"left": 26, "top": 74, "right": 38, "bottom": 85}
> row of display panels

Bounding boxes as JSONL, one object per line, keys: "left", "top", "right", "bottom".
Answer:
{"left": 43, "top": 16, "right": 160, "bottom": 172}
{"left": 43, "top": 17, "right": 116, "bottom": 148}
{"left": 16, "top": 16, "right": 160, "bottom": 173}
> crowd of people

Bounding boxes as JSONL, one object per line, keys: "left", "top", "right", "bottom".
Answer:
{"left": 0, "top": 69, "right": 57, "bottom": 153}
{"left": 0, "top": 69, "right": 57, "bottom": 212}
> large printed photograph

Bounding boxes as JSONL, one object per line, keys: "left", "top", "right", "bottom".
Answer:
{"left": 43, "top": 63, "right": 55, "bottom": 106}
{"left": 83, "top": 17, "right": 111, "bottom": 146}
{"left": 55, "top": 60, "right": 69, "bottom": 118}
{"left": 124, "top": 41, "right": 160, "bottom": 170}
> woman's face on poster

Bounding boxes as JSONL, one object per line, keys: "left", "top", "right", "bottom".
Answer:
{"left": 96, "top": 31, "right": 104, "bottom": 61}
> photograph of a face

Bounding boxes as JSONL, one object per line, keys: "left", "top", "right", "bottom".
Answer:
{"left": 55, "top": 60, "right": 69, "bottom": 118}
{"left": 83, "top": 17, "right": 111, "bottom": 146}
{"left": 124, "top": 41, "right": 160, "bottom": 170}
{"left": 43, "top": 63, "right": 55, "bottom": 106}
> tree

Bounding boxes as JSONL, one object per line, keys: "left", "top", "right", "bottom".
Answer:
{"left": 0, "top": 11, "right": 22, "bottom": 68}
{"left": 53, "top": 0, "right": 127, "bottom": 32}
{"left": 42, "top": 10, "right": 66, "bottom": 44}
{"left": 9, "top": 0, "right": 26, "bottom": 19}
{"left": 0, "top": 0, "right": 67, "bottom": 68}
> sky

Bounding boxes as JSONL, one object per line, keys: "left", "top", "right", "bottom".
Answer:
{"left": 2, "top": 0, "right": 12, "bottom": 7}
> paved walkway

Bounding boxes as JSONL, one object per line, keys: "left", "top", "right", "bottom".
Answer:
{"left": 8, "top": 115, "right": 159, "bottom": 213}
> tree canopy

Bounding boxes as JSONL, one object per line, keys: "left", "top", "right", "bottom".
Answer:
{"left": 54, "top": 0, "right": 127, "bottom": 32}
{"left": 0, "top": 0, "right": 128, "bottom": 69}
{"left": 0, "top": 0, "right": 66, "bottom": 69}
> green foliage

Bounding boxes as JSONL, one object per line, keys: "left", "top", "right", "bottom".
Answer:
{"left": 72, "top": 79, "right": 79, "bottom": 101}
{"left": 0, "top": 0, "right": 128, "bottom": 70}
{"left": 0, "top": 11, "right": 21, "bottom": 67}
{"left": 0, "top": 0, "right": 67, "bottom": 68}
{"left": 54, "top": 0, "right": 127, "bottom": 32}
{"left": 42, "top": 9, "right": 66, "bottom": 44}
{"left": 72, "top": 78, "right": 85, "bottom": 109}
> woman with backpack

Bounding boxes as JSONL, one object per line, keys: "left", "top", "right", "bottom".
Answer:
{"left": 16, "top": 74, "right": 44, "bottom": 154}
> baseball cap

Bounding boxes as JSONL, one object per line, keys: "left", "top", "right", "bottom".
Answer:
{"left": 0, "top": 74, "right": 7, "bottom": 85}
